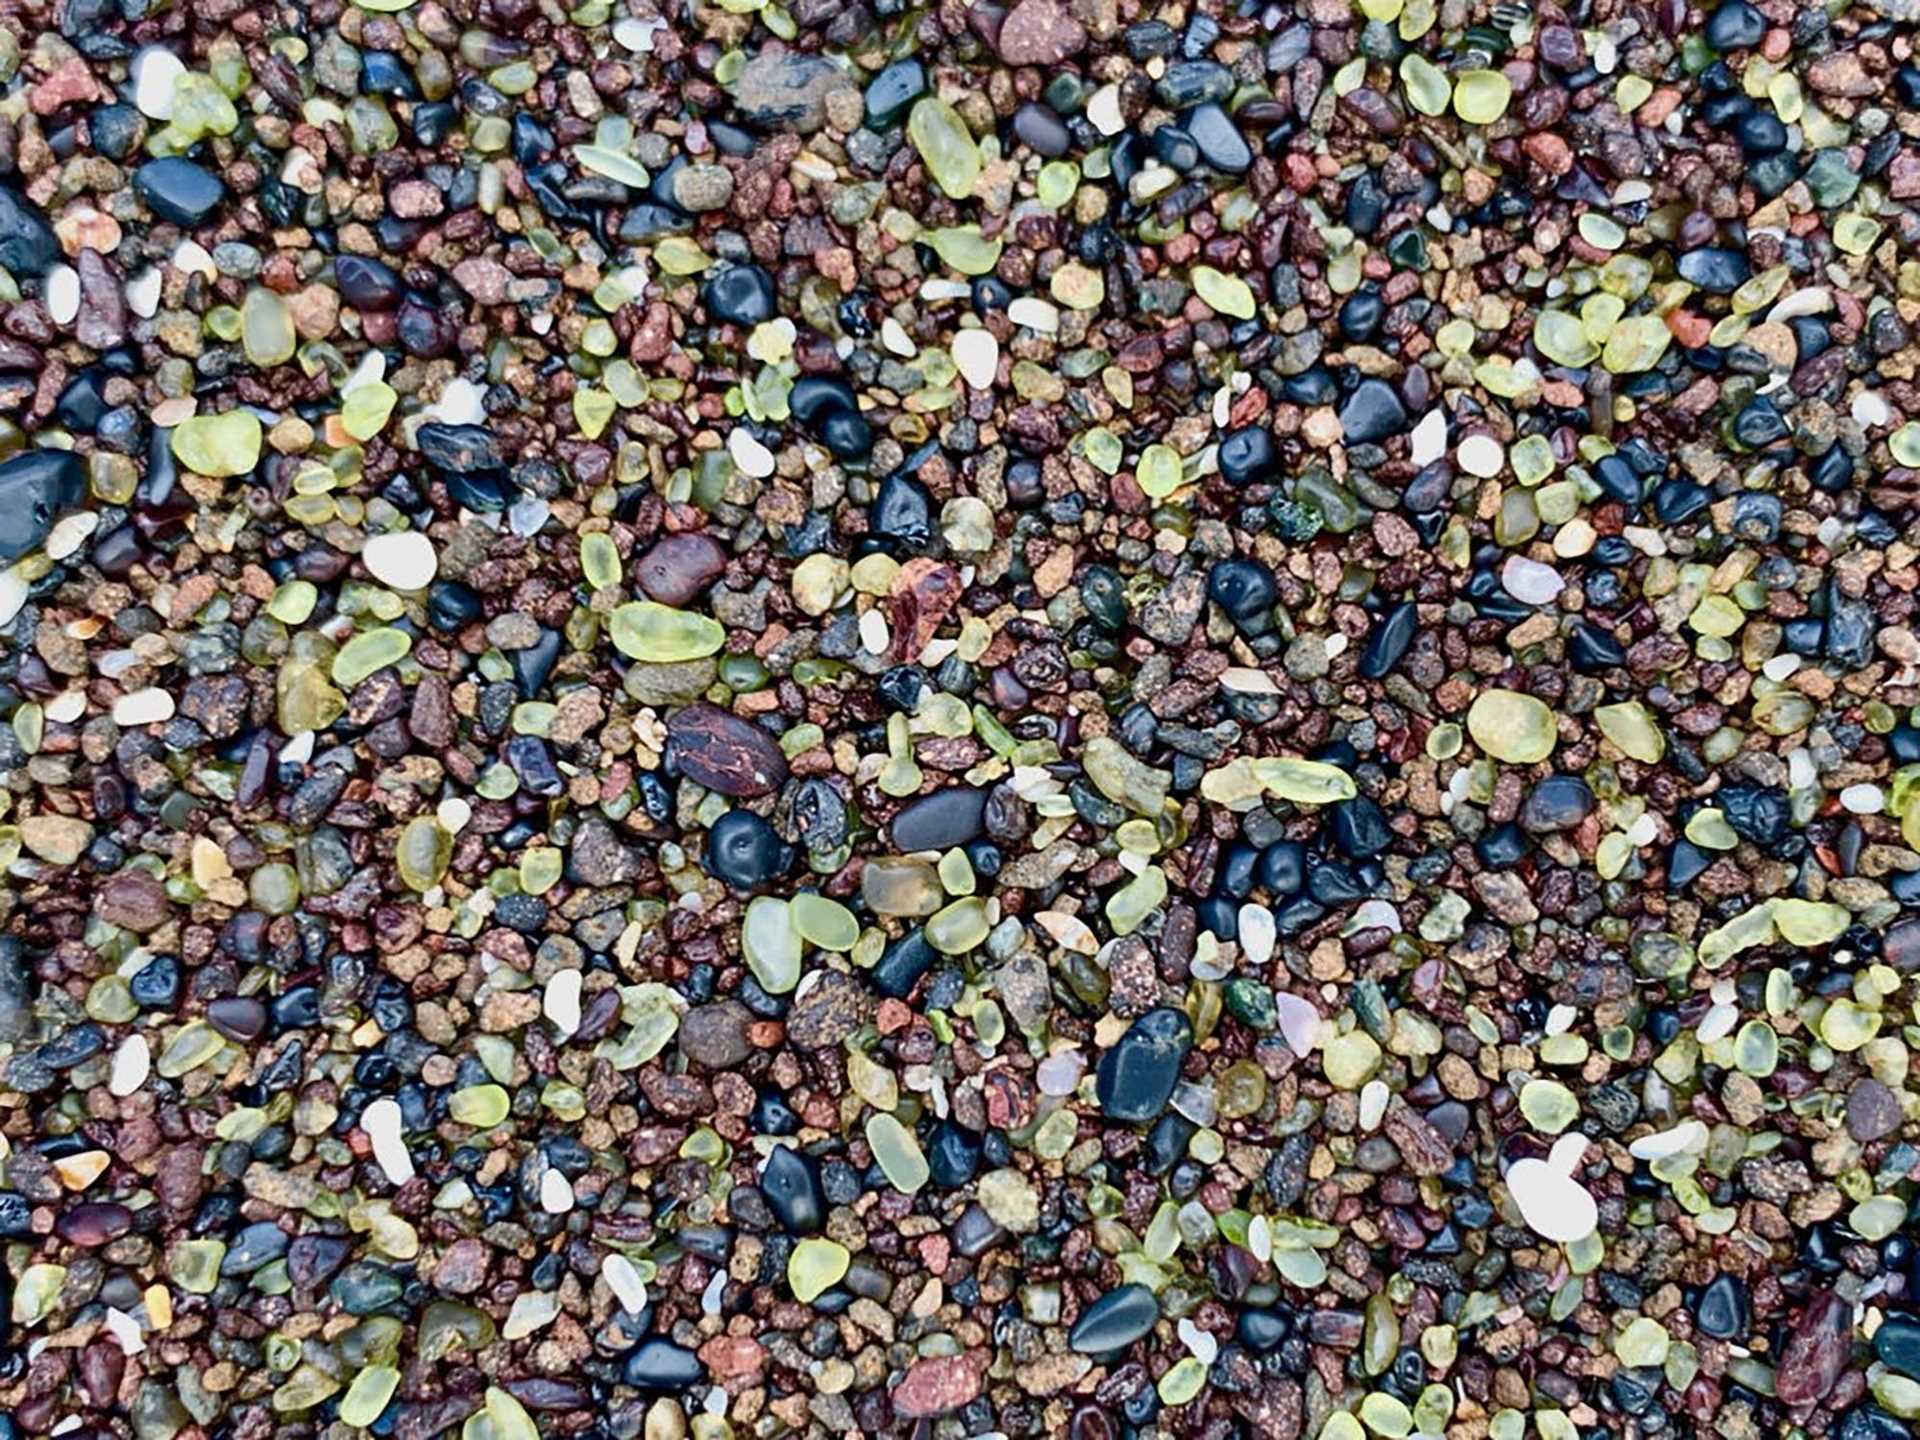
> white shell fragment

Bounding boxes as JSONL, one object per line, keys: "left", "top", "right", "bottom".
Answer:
{"left": 362, "top": 1098, "right": 415, "bottom": 1186}
{"left": 1508, "top": 1133, "right": 1599, "bottom": 1243}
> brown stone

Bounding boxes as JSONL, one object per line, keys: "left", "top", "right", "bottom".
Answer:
{"left": 995, "top": 0, "right": 1087, "bottom": 65}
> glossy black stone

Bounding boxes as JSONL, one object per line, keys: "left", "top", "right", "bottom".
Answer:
{"left": 1359, "top": 600, "right": 1417, "bottom": 678}
{"left": 1068, "top": 1284, "right": 1160, "bottom": 1353}
{"left": 704, "top": 264, "right": 776, "bottom": 327}
{"left": 1337, "top": 378, "right": 1407, "bottom": 444}
{"left": 1208, "top": 558, "right": 1277, "bottom": 623}
{"left": 871, "top": 472, "right": 934, "bottom": 551}
{"left": 1095, "top": 1008, "right": 1193, "bottom": 1123}
{"left": 1218, "top": 425, "right": 1278, "bottom": 486}
{"left": 703, "top": 810, "right": 793, "bottom": 891}
{"left": 1258, "top": 840, "right": 1305, "bottom": 895}
{"left": 0, "top": 450, "right": 86, "bottom": 561}
{"left": 927, "top": 1120, "right": 982, "bottom": 1189}
{"left": 891, "top": 786, "right": 988, "bottom": 852}
{"left": 0, "top": 186, "right": 58, "bottom": 278}
{"left": 134, "top": 158, "right": 226, "bottom": 226}
{"left": 758, "top": 1145, "right": 826, "bottom": 1233}
{"left": 623, "top": 1339, "right": 705, "bottom": 1391}
{"left": 1519, "top": 775, "right": 1594, "bottom": 833}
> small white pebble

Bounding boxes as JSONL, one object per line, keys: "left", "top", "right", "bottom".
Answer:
{"left": 1087, "top": 83, "right": 1125, "bottom": 136}
{"left": 508, "top": 496, "right": 550, "bottom": 537}
{"left": 1768, "top": 286, "right": 1831, "bottom": 323}
{"left": 44, "top": 511, "right": 98, "bottom": 562}
{"left": 431, "top": 376, "right": 487, "bottom": 426}
{"left": 437, "top": 796, "right": 472, "bottom": 833}
{"left": 1347, "top": 898, "right": 1401, "bottom": 934}
{"left": 105, "top": 1307, "right": 145, "bottom": 1356}
{"left": 1545, "top": 1004, "right": 1578, "bottom": 1036}
{"left": 126, "top": 268, "right": 162, "bottom": 319}
{"left": 1841, "top": 784, "right": 1885, "bottom": 815}
{"left": 1627, "top": 813, "right": 1660, "bottom": 847}
{"left": 952, "top": 328, "right": 999, "bottom": 389}
{"left": 0, "top": 569, "right": 26, "bottom": 629}
{"left": 1762, "top": 653, "right": 1801, "bottom": 682}
{"left": 1501, "top": 555, "right": 1564, "bottom": 607}
{"left": 1621, "top": 525, "right": 1667, "bottom": 557}
{"left": 1507, "top": 1152, "right": 1598, "bottom": 1243}
{"left": 1220, "top": 666, "right": 1278, "bottom": 694}
{"left": 1007, "top": 297, "right": 1060, "bottom": 333}
{"left": 1178, "top": 1318, "right": 1220, "bottom": 1365}
{"left": 701, "top": 1268, "right": 728, "bottom": 1316}
{"left": 47, "top": 266, "right": 80, "bottom": 326}
{"left": 728, "top": 426, "right": 775, "bottom": 478}
{"left": 880, "top": 317, "right": 916, "bottom": 358}
{"left": 1324, "top": 632, "right": 1348, "bottom": 660}
{"left": 109, "top": 1035, "right": 150, "bottom": 1098}
{"left": 544, "top": 968, "right": 583, "bottom": 1037}
{"left": 613, "top": 15, "right": 665, "bottom": 50}
{"left": 879, "top": 318, "right": 917, "bottom": 360}
{"left": 1358, "top": 1079, "right": 1389, "bottom": 1131}
{"left": 1853, "top": 391, "right": 1892, "bottom": 429}
{"left": 1036, "top": 1050, "right": 1084, "bottom": 1096}
{"left": 46, "top": 691, "right": 86, "bottom": 724}
{"left": 1629, "top": 1120, "right": 1707, "bottom": 1161}
{"left": 170, "top": 240, "right": 216, "bottom": 280}
{"left": 1697, "top": 1002, "right": 1739, "bottom": 1045}
{"left": 1789, "top": 748, "right": 1816, "bottom": 790}
{"left": 919, "top": 279, "right": 971, "bottom": 303}
{"left": 540, "top": 1169, "right": 574, "bottom": 1214}
{"left": 362, "top": 531, "right": 439, "bottom": 591}
{"left": 1238, "top": 903, "right": 1276, "bottom": 965}
{"left": 279, "top": 731, "right": 316, "bottom": 765}
{"left": 133, "top": 46, "right": 185, "bottom": 120}
{"left": 859, "top": 608, "right": 890, "bottom": 655}
{"left": 603, "top": 1253, "right": 648, "bottom": 1313}
{"left": 1410, "top": 409, "right": 1448, "bottom": 466}
{"left": 1456, "top": 432, "right": 1505, "bottom": 478}
{"left": 362, "top": 1097, "right": 415, "bottom": 1186}
{"left": 113, "top": 688, "right": 175, "bottom": 726}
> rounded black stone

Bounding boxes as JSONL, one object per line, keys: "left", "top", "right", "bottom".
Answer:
{"left": 704, "top": 264, "right": 776, "bottom": 327}
{"left": 703, "top": 810, "right": 793, "bottom": 891}
{"left": 758, "top": 1145, "right": 826, "bottom": 1234}
{"left": 1705, "top": 1, "right": 1765, "bottom": 50}
{"left": 927, "top": 1120, "right": 982, "bottom": 1189}
{"left": 1359, "top": 600, "right": 1417, "bottom": 679}
{"left": 1218, "top": 425, "right": 1277, "bottom": 486}
{"left": 1677, "top": 247, "right": 1752, "bottom": 295}
{"left": 0, "top": 450, "right": 86, "bottom": 562}
{"left": 0, "top": 186, "right": 58, "bottom": 278}
{"left": 1094, "top": 1008, "right": 1193, "bottom": 1123}
{"left": 1475, "top": 822, "right": 1529, "bottom": 869}
{"left": 1258, "top": 840, "right": 1305, "bottom": 895}
{"left": 1339, "top": 289, "right": 1385, "bottom": 343}
{"left": 133, "top": 158, "right": 226, "bottom": 226}
{"left": 1183, "top": 102, "right": 1250, "bottom": 173}
{"left": 1068, "top": 1284, "right": 1160, "bottom": 1354}
{"left": 1332, "top": 796, "right": 1392, "bottom": 860}
{"left": 1519, "top": 775, "right": 1595, "bottom": 833}
{"left": 871, "top": 471, "right": 935, "bottom": 551}
{"left": 1698, "top": 1274, "right": 1751, "bottom": 1341}
{"left": 1716, "top": 783, "right": 1788, "bottom": 846}
{"left": 1208, "top": 558, "right": 1277, "bottom": 623}
{"left": 1337, "top": 378, "right": 1407, "bottom": 444}
{"left": 623, "top": 1339, "right": 705, "bottom": 1391}
{"left": 891, "top": 786, "right": 988, "bottom": 852}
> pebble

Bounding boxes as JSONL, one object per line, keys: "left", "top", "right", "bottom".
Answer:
{"left": 362, "top": 531, "right": 438, "bottom": 590}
